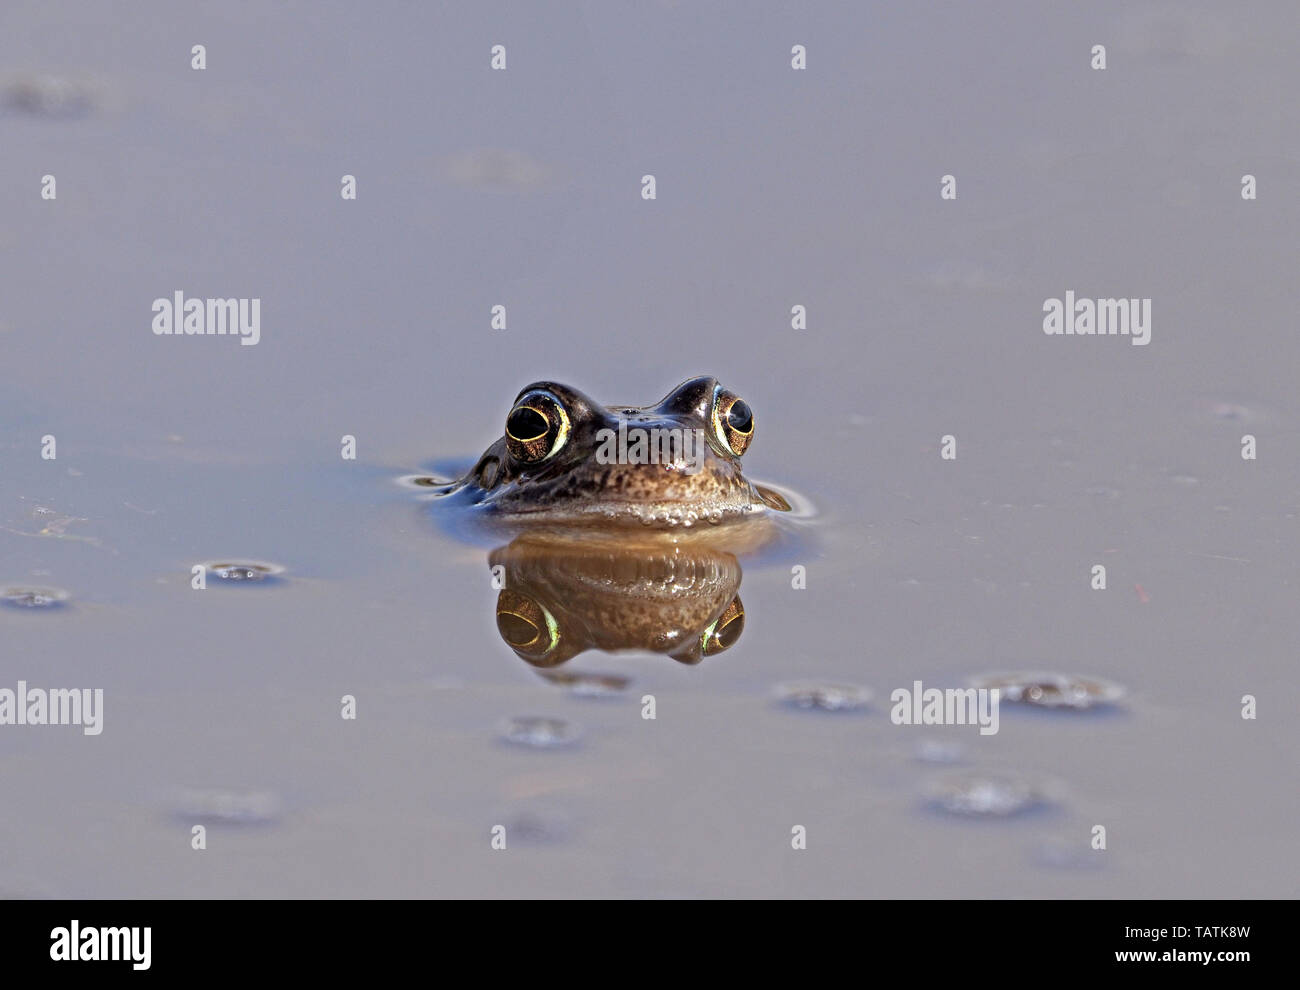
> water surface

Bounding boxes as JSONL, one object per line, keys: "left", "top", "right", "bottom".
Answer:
{"left": 2, "top": 0, "right": 1297, "bottom": 898}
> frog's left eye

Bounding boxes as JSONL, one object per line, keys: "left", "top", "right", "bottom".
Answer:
{"left": 711, "top": 387, "right": 754, "bottom": 457}
{"left": 505, "top": 390, "right": 570, "bottom": 464}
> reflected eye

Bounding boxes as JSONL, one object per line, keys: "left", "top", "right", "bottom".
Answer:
{"left": 505, "top": 390, "right": 570, "bottom": 464}
{"left": 700, "top": 595, "right": 745, "bottom": 656}
{"left": 496, "top": 590, "right": 561, "bottom": 662}
{"left": 711, "top": 387, "right": 754, "bottom": 457}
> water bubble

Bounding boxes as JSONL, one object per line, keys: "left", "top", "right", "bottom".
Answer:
{"left": 1193, "top": 398, "right": 1269, "bottom": 427}
{"left": 539, "top": 671, "right": 631, "bottom": 698}
{"left": 773, "top": 681, "right": 873, "bottom": 713}
{"left": 1, "top": 586, "right": 69, "bottom": 609}
{"left": 202, "top": 560, "right": 286, "bottom": 583}
{"left": 1209, "top": 401, "right": 1252, "bottom": 422}
{"left": 926, "top": 771, "right": 1047, "bottom": 818}
{"left": 3, "top": 74, "right": 98, "bottom": 118}
{"left": 914, "top": 739, "right": 966, "bottom": 764}
{"left": 172, "top": 788, "right": 280, "bottom": 825}
{"left": 498, "top": 807, "right": 576, "bottom": 845}
{"left": 1083, "top": 485, "right": 1122, "bottom": 501}
{"left": 969, "top": 672, "right": 1126, "bottom": 710}
{"left": 499, "top": 716, "right": 582, "bottom": 748}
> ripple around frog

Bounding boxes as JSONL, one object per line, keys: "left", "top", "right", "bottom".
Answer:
{"left": 405, "top": 466, "right": 816, "bottom": 670}
{"left": 407, "top": 378, "right": 819, "bottom": 669}
{"left": 406, "top": 466, "right": 814, "bottom": 557}
{"left": 425, "top": 377, "right": 793, "bottom": 527}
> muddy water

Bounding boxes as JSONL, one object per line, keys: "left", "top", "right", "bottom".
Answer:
{"left": 2, "top": 1, "right": 1297, "bottom": 897}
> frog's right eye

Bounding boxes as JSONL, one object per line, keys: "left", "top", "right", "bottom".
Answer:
{"left": 505, "top": 390, "right": 570, "bottom": 464}
{"left": 711, "top": 386, "right": 754, "bottom": 458}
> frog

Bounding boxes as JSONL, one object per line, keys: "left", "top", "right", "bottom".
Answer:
{"left": 432, "top": 376, "right": 790, "bottom": 529}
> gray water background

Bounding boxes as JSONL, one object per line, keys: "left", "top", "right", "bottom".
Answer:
{"left": 1, "top": 1, "right": 1297, "bottom": 897}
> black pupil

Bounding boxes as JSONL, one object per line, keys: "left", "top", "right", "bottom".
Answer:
{"left": 727, "top": 400, "right": 752, "bottom": 433}
{"left": 508, "top": 406, "right": 549, "bottom": 442}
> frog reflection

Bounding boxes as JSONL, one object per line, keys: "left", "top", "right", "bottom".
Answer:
{"left": 488, "top": 534, "right": 747, "bottom": 667}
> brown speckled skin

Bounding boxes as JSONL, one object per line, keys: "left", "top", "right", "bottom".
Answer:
{"left": 449, "top": 376, "right": 768, "bottom": 527}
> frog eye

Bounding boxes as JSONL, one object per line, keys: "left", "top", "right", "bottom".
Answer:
{"left": 711, "top": 387, "right": 754, "bottom": 457}
{"left": 505, "top": 390, "right": 570, "bottom": 464}
{"left": 700, "top": 595, "right": 745, "bottom": 656}
{"left": 496, "top": 590, "right": 561, "bottom": 663}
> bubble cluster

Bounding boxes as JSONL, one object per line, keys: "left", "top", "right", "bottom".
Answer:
{"left": 969, "top": 672, "right": 1125, "bottom": 710}
{"left": 773, "top": 681, "right": 873, "bottom": 712}
{"left": 499, "top": 716, "right": 582, "bottom": 748}
{"left": 202, "top": 560, "right": 286, "bottom": 583}
{"left": 173, "top": 788, "right": 281, "bottom": 825}
{"left": 1, "top": 586, "right": 69, "bottom": 609}
{"left": 499, "top": 807, "right": 576, "bottom": 844}
{"left": 3, "top": 74, "right": 98, "bottom": 118}
{"left": 926, "top": 771, "right": 1047, "bottom": 818}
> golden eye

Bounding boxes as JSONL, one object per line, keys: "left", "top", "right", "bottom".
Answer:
{"left": 505, "top": 390, "right": 570, "bottom": 464}
{"left": 496, "top": 590, "right": 561, "bottom": 661}
{"left": 711, "top": 386, "right": 754, "bottom": 457}
{"left": 700, "top": 595, "right": 745, "bottom": 656}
